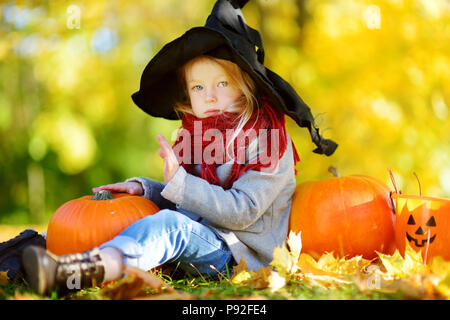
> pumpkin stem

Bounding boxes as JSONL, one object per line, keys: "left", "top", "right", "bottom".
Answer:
{"left": 388, "top": 168, "right": 399, "bottom": 194}
{"left": 328, "top": 166, "right": 340, "bottom": 177}
{"left": 92, "top": 190, "right": 115, "bottom": 200}
{"left": 413, "top": 172, "right": 422, "bottom": 196}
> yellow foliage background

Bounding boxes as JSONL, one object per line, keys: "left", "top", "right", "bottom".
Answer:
{"left": 0, "top": 0, "right": 449, "bottom": 224}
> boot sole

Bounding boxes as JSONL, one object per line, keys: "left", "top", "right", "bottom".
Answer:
{"left": 22, "top": 246, "right": 49, "bottom": 295}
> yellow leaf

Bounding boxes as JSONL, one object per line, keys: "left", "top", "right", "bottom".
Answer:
{"left": 286, "top": 231, "right": 302, "bottom": 263}
{"left": 388, "top": 274, "right": 441, "bottom": 299}
{"left": 305, "top": 274, "right": 352, "bottom": 289}
{"left": 251, "top": 266, "right": 272, "bottom": 289}
{"left": 271, "top": 243, "right": 292, "bottom": 274}
{"left": 232, "top": 270, "right": 254, "bottom": 285}
{"left": 340, "top": 256, "right": 372, "bottom": 275}
{"left": 377, "top": 243, "right": 428, "bottom": 278}
{"left": 403, "top": 244, "right": 428, "bottom": 273}
{"left": 377, "top": 250, "right": 405, "bottom": 277}
{"left": 232, "top": 255, "right": 248, "bottom": 276}
{"left": 231, "top": 257, "right": 272, "bottom": 289}
{"left": 231, "top": 256, "right": 252, "bottom": 285}
{"left": 429, "top": 256, "right": 450, "bottom": 279}
{"left": 0, "top": 271, "right": 9, "bottom": 286}
{"left": 436, "top": 273, "right": 450, "bottom": 299}
{"left": 99, "top": 266, "right": 173, "bottom": 300}
{"left": 297, "top": 253, "right": 330, "bottom": 275}
{"left": 268, "top": 271, "right": 286, "bottom": 292}
{"left": 297, "top": 252, "right": 372, "bottom": 278}
{"left": 429, "top": 256, "right": 450, "bottom": 299}
{"left": 133, "top": 291, "right": 192, "bottom": 300}
{"left": 270, "top": 232, "right": 303, "bottom": 275}
{"left": 10, "top": 290, "right": 45, "bottom": 300}
{"left": 317, "top": 252, "right": 342, "bottom": 273}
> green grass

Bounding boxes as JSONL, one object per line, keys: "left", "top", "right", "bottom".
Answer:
{"left": 164, "top": 276, "right": 404, "bottom": 300}
{"left": 0, "top": 279, "right": 405, "bottom": 300}
{"left": 1, "top": 267, "right": 406, "bottom": 300}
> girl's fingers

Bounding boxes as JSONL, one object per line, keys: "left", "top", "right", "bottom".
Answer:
{"left": 92, "top": 186, "right": 108, "bottom": 193}
{"left": 156, "top": 134, "right": 179, "bottom": 184}
{"left": 157, "top": 136, "right": 176, "bottom": 163}
{"left": 157, "top": 134, "right": 171, "bottom": 152}
{"left": 157, "top": 135, "right": 178, "bottom": 161}
{"left": 92, "top": 182, "right": 144, "bottom": 195}
{"left": 92, "top": 183, "right": 126, "bottom": 193}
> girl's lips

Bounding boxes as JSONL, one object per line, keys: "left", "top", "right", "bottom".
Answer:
{"left": 205, "top": 109, "right": 221, "bottom": 115}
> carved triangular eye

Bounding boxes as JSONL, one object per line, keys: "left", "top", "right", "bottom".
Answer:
{"left": 407, "top": 215, "right": 416, "bottom": 225}
{"left": 426, "top": 216, "right": 436, "bottom": 227}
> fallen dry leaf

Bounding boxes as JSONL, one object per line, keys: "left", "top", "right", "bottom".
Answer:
{"left": 231, "top": 231, "right": 450, "bottom": 300}
{"left": 133, "top": 291, "right": 192, "bottom": 300}
{"left": 271, "top": 244, "right": 292, "bottom": 275}
{"left": 429, "top": 257, "right": 450, "bottom": 298}
{"left": 268, "top": 232, "right": 303, "bottom": 291}
{"left": 0, "top": 271, "right": 9, "bottom": 286}
{"left": 377, "top": 243, "right": 429, "bottom": 278}
{"left": 231, "top": 257, "right": 272, "bottom": 289}
{"left": 232, "top": 232, "right": 302, "bottom": 292}
{"left": 297, "top": 251, "right": 372, "bottom": 280}
{"left": 303, "top": 273, "right": 352, "bottom": 289}
{"left": 232, "top": 255, "right": 249, "bottom": 276}
{"left": 268, "top": 270, "right": 286, "bottom": 292}
{"left": 353, "top": 244, "right": 450, "bottom": 299}
{"left": 9, "top": 290, "right": 47, "bottom": 300}
{"left": 286, "top": 231, "right": 302, "bottom": 270}
{"left": 271, "top": 231, "right": 302, "bottom": 275}
{"left": 99, "top": 266, "right": 174, "bottom": 300}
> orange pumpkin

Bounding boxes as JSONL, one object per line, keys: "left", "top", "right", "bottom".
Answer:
{"left": 392, "top": 193, "right": 450, "bottom": 263}
{"left": 46, "top": 190, "right": 159, "bottom": 255}
{"left": 289, "top": 170, "right": 396, "bottom": 259}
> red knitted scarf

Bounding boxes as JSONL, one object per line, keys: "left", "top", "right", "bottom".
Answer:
{"left": 172, "top": 98, "right": 300, "bottom": 190}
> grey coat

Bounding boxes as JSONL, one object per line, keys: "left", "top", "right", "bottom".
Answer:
{"left": 126, "top": 135, "right": 296, "bottom": 271}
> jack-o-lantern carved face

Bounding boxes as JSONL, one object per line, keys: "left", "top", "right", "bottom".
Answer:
{"left": 393, "top": 192, "right": 450, "bottom": 262}
{"left": 405, "top": 214, "right": 436, "bottom": 248}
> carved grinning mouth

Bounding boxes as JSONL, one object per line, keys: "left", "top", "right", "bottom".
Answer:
{"left": 406, "top": 232, "right": 436, "bottom": 247}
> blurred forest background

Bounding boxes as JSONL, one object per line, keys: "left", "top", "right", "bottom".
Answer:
{"left": 0, "top": 0, "right": 449, "bottom": 226}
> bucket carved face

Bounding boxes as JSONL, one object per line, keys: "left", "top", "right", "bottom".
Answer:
{"left": 393, "top": 193, "right": 450, "bottom": 262}
{"left": 405, "top": 214, "right": 436, "bottom": 248}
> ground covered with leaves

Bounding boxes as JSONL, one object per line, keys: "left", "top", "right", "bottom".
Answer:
{"left": 1, "top": 232, "right": 450, "bottom": 300}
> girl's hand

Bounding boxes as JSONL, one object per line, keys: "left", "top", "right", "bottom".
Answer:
{"left": 92, "top": 182, "right": 144, "bottom": 195}
{"left": 157, "top": 134, "right": 179, "bottom": 184}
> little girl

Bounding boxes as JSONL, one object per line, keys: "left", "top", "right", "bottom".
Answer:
{"left": 22, "top": 0, "right": 336, "bottom": 295}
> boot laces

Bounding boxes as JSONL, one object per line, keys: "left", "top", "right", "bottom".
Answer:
{"left": 55, "top": 248, "right": 105, "bottom": 288}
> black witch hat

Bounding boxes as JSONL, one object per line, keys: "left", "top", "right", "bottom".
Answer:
{"left": 131, "top": 0, "right": 338, "bottom": 156}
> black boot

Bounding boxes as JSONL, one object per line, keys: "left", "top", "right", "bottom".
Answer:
{"left": 0, "top": 229, "right": 46, "bottom": 281}
{"left": 22, "top": 246, "right": 105, "bottom": 295}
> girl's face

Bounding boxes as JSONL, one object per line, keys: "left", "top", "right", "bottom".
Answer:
{"left": 185, "top": 58, "right": 243, "bottom": 118}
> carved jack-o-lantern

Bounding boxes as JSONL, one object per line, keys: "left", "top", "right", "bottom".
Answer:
{"left": 392, "top": 193, "right": 450, "bottom": 262}
{"left": 405, "top": 214, "right": 436, "bottom": 248}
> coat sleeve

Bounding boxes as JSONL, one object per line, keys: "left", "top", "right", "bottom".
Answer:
{"left": 160, "top": 142, "right": 294, "bottom": 231}
{"left": 125, "top": 177, "right": 176, "bottom": 211}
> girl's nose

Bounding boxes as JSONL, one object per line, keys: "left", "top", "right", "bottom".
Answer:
{"left": 205, "top": 88, "right": 217, "bottom": 103}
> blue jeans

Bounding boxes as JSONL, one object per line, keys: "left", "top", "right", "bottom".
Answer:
{"left": 100, "top": 209, "right": 235, "bottom": 276}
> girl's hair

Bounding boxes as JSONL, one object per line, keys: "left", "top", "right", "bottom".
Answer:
{"left": 174, "top": 55, "right": 259, "bottom": 156}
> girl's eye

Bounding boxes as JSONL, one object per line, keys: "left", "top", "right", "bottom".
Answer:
{"left": 192, "top": 85, "right": 203, "bottom": 91}
{"left": 218, "top": 81, "right": 228, "bottom": 88}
